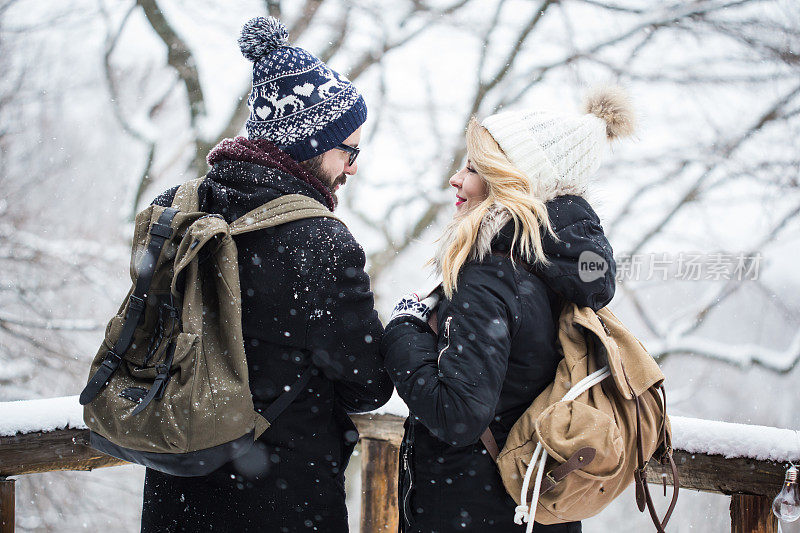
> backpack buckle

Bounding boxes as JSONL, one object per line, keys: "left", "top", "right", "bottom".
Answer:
{"left": 105, "top": 350, "right": 122, "bottom": 367}
{"left": 129, "top": 294, "right": 145, "bottom": 312}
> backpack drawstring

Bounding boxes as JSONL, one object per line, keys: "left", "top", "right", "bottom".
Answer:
{"left": 514, "top": 441, "right": 548, "bottom": 532}
{"left": 515, "top": 441, "right": 541, "bottom": 524}
{"left": 514, "top": 366, "right": 612, "bottom": 530}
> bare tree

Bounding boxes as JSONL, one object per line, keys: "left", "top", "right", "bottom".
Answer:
{"left": 343, "top": 0, "right": 800, "bottom": 372}
{"left": 98, "top": 0, "right": 476, "bottom": 221}
{"left": 1, "top": 0, "right": 799, "bottom": 529}
{"left": 10, "top": 0, "right": 798, "bottom": 378}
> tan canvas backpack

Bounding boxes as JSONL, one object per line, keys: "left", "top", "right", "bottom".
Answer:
{"left": 79, "top": 177, "right": 339, "bottom": 476}
{"left": 481, "top": 303, "right": 679, "bottom": 532}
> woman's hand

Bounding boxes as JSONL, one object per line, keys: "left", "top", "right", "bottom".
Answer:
{"left": 388, "top": 293, "right": 440, "bottom": 325}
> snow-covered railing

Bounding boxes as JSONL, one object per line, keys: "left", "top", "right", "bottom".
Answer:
{"left": 0, "top": 397, "right": 798, "bottom": 532}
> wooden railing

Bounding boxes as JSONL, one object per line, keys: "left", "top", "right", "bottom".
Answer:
{"left": 0, "top": 413, "right": 794, "bottom": 533}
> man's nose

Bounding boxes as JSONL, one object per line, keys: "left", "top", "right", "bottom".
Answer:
{"left": 345, "top": 160, "right": 357, "bottom": 175}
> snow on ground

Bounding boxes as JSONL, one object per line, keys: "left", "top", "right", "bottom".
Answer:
{"left": 2, "top": 395, "right": 798, "bottom": 463}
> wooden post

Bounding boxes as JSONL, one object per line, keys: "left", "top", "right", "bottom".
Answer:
{"left": 0, "top": 477, "right": 14, "bottom": 533}
{"left": 730, "top": 494, "right": 778, "bottom": 533}
{"left": 360, "top": 438, "right": 399, "bottom": 533}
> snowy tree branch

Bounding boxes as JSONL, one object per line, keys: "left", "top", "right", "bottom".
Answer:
{"left": 501, "top": 0, "right": 765, "bottom": 108}
{"left": 137, "top": 0, "right": 205, "bottom": 127}
{"left": 347, "top": 0, "right": 475, "bottom": 81}
{"left": 0, "top": 313, "right": 103, "bottom": 332}
{"left": 264, "top": 0, "right": 281, "bottom": 19}
{"left": 651, "top": 331, "right": 800, "bottom": 375}
{"left": 626, "top": 82, "right": 800, "bottom": 256}
{"left": 287, "top": 0, "right": 324, "bottom": 41}
{"left": 573, "top": 0, "right": 646, "bottom": 14}
{"left": 319, "top": 6, "right": 350, "bottom": 63}
{"left": 667, "top": 200, "right": 800, "bottom": 338}
{"left": 101, "top": 4, "right": 147, "bottom": 143}
{"left": 472, "top": 0, "right": 556, "bottom": 116}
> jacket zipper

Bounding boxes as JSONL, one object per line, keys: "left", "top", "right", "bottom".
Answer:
{"left": 402, "top": 447, "right": 414, "bottom": 526}
{"left": 402, "top": 421, "right": 416, "bottom": 527}
{"left": 437, "top": 316, "right": 452, "bottom": 366}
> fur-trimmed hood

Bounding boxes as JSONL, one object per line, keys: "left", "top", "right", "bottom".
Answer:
{"left": 437, "top": 195, "right": 616, "bottom": 311}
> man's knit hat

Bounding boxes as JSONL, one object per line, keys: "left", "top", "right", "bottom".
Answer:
{"left": 481, "top": 87, "right": 635, "bottom": 201}
{"left": 238, "top": 17, "right": 367, "bottom": 162}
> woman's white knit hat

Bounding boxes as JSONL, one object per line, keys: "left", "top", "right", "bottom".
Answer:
{"left": 481, "top": 86, "right": 635, "bottom": 201}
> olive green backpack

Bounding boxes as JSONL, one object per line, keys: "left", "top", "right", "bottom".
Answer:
{"left": 79, "top": 177, "right": 338, "bottom": 476}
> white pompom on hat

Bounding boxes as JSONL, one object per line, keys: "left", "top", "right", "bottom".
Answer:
{"left": 481, "top": 86, "right": 635, "bottom": 202}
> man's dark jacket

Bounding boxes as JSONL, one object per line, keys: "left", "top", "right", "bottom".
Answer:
{"left": 381, "top": 195, "right": 615, "bottom": 533}
{"left": 141, "top": 139, "right": 393, "bottom": 533}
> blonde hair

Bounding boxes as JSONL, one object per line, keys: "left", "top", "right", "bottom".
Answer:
{"left": 436, "top": 118, "right": 556, "bottom": 299}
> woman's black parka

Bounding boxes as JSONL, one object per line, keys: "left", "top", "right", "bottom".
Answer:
{"left": 381, "top": 195, "right": 616, "bottom": 533}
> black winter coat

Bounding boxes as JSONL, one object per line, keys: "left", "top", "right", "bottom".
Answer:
{"left": 381, "top": 195, "right": 616, "bottom": 533}
{"left": 141, "top": 159, "right": 393, "bottom": 533}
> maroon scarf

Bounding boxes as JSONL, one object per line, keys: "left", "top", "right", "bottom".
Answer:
{"left": 207, "top": 137, "right": 336, "bottom": 211}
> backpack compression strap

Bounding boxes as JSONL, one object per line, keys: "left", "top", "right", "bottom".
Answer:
{"left": 79, "top": 206, "right": 179, "bottom": 405}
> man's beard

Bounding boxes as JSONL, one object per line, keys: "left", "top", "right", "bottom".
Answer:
{"left": 301, "top": 156, "right": 344, "bottom": 208}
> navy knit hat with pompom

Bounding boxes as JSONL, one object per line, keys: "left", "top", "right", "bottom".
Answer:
{"left": 238, "top": 17, "right": 367, "bottom": 162}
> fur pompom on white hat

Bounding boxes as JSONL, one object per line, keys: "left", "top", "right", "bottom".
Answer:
{"left": 584, "top": 86, "right": 636, "bottom": 141}
{"left": 481, "top": 86, "right": 635, "bottom": 202}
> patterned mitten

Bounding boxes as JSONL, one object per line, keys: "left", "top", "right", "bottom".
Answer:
{"left": 389, "top": 292, "right": 440, "bottom": 324}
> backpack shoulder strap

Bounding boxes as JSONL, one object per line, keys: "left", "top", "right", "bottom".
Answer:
{"left": 171, "top": 177, "right": 206, "bottom": 212}
{"left": 230, "top": 194, "right": 342, "bottom": 236}
{"left": 79, "top": 205, "right": 180, "bottom": 405}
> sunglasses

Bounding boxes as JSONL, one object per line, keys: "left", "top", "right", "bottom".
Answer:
{"left": 334, "top": 143, "right": 360, "bottom": 166}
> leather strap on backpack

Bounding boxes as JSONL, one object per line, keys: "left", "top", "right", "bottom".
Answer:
{"left": 623, "top": 366, "right": 679, "bottom": 533}
{"left": 130, "top": 341, "right": 176, "bottom": 416}
{"left": 79, "top": 206, "right": 179, "bottom": 405}
{"left": 540, "top": 447, "right": 596, "bottom": 495}
{"left": 480, "top": 427, "right": 595, "bottom": 496}
{"left": 480, "top": 427, "right": 500, "bottom": 461}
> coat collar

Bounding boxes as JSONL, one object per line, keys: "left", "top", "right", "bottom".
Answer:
{"left": 436, "top": 195, "right": 616, "bottom": 310}
{"left": 207, "top": 136, "right": 336, "bottom": 211}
